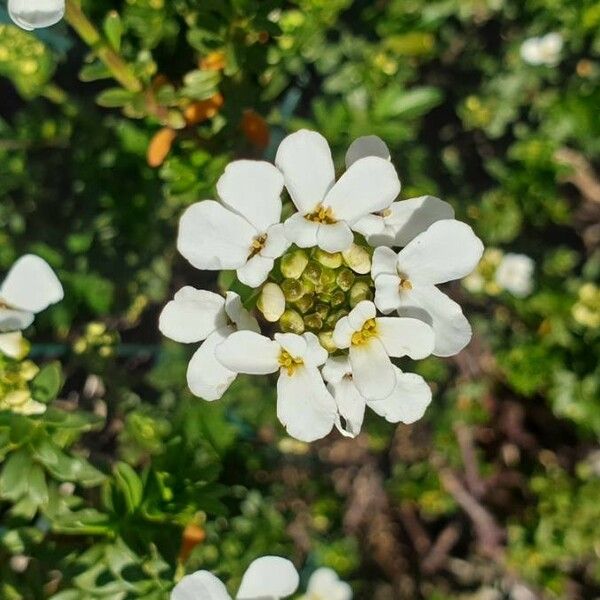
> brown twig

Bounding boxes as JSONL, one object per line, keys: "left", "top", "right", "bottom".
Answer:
{"left": 554, "top": 147, "right": 600, "bottom": 204}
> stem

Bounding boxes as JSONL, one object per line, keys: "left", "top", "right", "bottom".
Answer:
{"left": 64, "top": 0, "right": 142, "bottom": 93}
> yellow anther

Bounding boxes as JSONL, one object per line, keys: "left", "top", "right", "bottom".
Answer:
{"left": 351, "top": 318, "right": 378, "bottom": 346}
{"left": 400, "top": 278, "right": 413, "bottom": 290}
{"left": 380, "top": 208, "right": 392, "bottom": 218}
{"left": 305, "top": 204, "right": 336, "bottom": 224}
{"left": 278, "top": 350, "right": 304, "bottom": 376}
{"left": 249, "top": 234, "right": 268, "bottom": 258}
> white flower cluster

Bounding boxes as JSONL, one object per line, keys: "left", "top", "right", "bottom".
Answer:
{"left": 160, "top": 131, "right": 484, "bottom": 442}
{"left": 8, "top": 0, "right": 65, "bottom": 31}
{"left": 171, "top": 556, "right": 351, "bottom": 600}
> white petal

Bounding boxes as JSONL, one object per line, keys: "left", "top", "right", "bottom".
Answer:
{"left": 399, "top": 284, "right": 472, "bottom": 357}
{"left": 172, "top": 570, "right": 231, "bottom": 600}
{"left": 325, "top": 157, "right": 400, "bottom": 224}
{"left": 352, "top": 214, "right": 385, "bottom": 238}
{"left": 316, "top": 222, "right": 354, "bottom": 253}
{"left": 274, "top": 332, "right": 306, "bottom": 358}
{"left": 368, "top": 367, "right": 431, "bottom": 425}
{"left": 372, "top": 246, "right": 399, "bottom": 280}
{"left": 347, "top": 300, "right": 376, "bottom": 330}
{"left": 330, "top": 379, "right": 366, "bottom": 438}
{"left": 283, "top": 213, "right": 319, "bottom": 248}
{"left": 349, "top": 338, "right": 396, "bottom": 401}
{"left": 224, "top": 292, "right": 260, "bottom": 333}
{"left": 373, "top": 273, "right": 402, "bottom": 314}
{"left": 216, "top": 331, "right": 280, "bottom": 374}
{"left": 376, "top": 317, "right": 435, "bottom": 359}
{"left": 262, "top": 223, "right": 291, "bottom": 259}
{"left": 8, "top": 0, "right": 64, "bottom": 30}
{"left": 0, "top": 308, "right": 34, "bottom": 333}
{"left": 217, "top": 160, "right": 284, "bottom": 232}
{"left": 237, "top": 556, "right": 299, "bottom": 600}
{"left": 322, "top": 355, "right": 351, "bottom": 384}
{"left": 177, "top": 201, "right": 256, "bottom": 270}
{"left": 237, "top": 255, "right": 274, "bottom": 288}
{"left": 332, "top": 316, "right": 354, "bottom": 350}
{"left": 276, "top": 366, "right": 336, "bottom": 442}
{"left": 302, "top": 332, "right": 328, "bottom": 367}
{"left": 307, "top": 568, "right": 353, "bottom": 600}
{"left": 396, "top": 220, "right": 484, "bottom": 285}
{"left": 1, "top": 254, "right": 63, "bottom": 313}
{"left": 187, "top": 327, "right": 238, "bottom": 401}
{"left": 375, "top": 196, "right": 455, "bottom": 247}
{"left": 159, "top": 287, "right": 226, "bottom": 343}
{"left": 275, "top": 130, "right": 335, "bottom": 213}
{"left": 0, "top": 332, "right": 24, "bottom": 359}
{"left": 345, "top": 135, "right": 390, "bottom": 168}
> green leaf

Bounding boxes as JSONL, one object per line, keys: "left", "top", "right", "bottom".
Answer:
{"left": 96, "top": 88, "right": 137, "bottom": 108}
{"left": 180, "top": 70, "right": 221, "bottom": 101}
{"left": 0, "top": 450, "right": 31, "bottom": 501}
{"left": 31, "top": 361, "right": 63, "bottom": 403}
{"left": 373, "top": 86, "right": 443, "bottom": 121}
{"left": 103, "top": 11, "right": 123, "bottom": 52}
{"left": 79, "top": 61, "right": 112, "bottom": 82}
{"left": 113, "top": 462, "right": 143, "bottom": 514}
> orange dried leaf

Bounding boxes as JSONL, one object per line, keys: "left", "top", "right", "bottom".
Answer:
{"left": 200, "top": 51, "right": 227, "bottom": 71}
{"left": 147, "top": 127, "right": 176, "bottom": 168}
{"left": 184, "top": 93, "right": 224, "bottom": 125}
{"left": 178, "top": 523, "right": 206, "bottom": 563}
{"left": 242, "top": 109, "right": 270, "bottom": 149}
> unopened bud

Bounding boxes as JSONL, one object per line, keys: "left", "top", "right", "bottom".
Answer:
{"left": 326, "top": 309, "right": 349, "bottom": 328}
{"left": 314, "top": 303, "right": 329, "bottom": 319}
{"left": 257, "top": 283, "right": 285, "bottom": 322}
{"left": 280, "top": 249, "right": 309, "bottom": 279}
{"left": 336, "top": 268, "right": 355, "bottom": 291}
{"left": 349, "top": 281, "right": 373, "bottom": 307}
{"left": 303, "top": 261, "right": 322, "bottom": 284}
{"left": 318, "top": 331, "right": 337, "bottom": 353}
{"left": 294, "top": 293, "right": 315, "bottom": 314}
{"left": 314, "top": 249, "right": 343, "bottom": 269}
{"left": 342, "top": 243, "right": 371, "bottom": 274}
{"left": 281, "top": 278, "right": 304, "bottom": 302}
{"left": 279, "top": 309, "right": 305, "bottom": 334}
{"left": 331, "top": 290, "right": 346, "bottom": 307}
{"left": 304, "top": 312, "right": 323, "bottom": 330}
{"left": 319, "top": 266, "right": 337, "bottom": 290}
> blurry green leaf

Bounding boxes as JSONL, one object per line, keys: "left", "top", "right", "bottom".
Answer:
{"left": 31, "top": 361, "right": 62, "bottom": 404}
{"left": 97, "top": 88, "right": 137, "bottom": 108}
{"left": 180, "top": 70, "right": 221, "bottom": 101}
{"left": 373, "top": 86, "right": 443, "bottom": 120}
{"left": 114, "top": 462, "right": 143, "bottom": 513}
{"left": 79, "top": 61, "right": 112, "bottom": 82}
{"left": 103, "top": 11, "right": 123, "bottom": 52}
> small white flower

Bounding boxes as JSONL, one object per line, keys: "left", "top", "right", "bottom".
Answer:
{"left": 372, "top": 220, "right": 483, "bottom": 357}
{"left": 520, "top": 33, "right": 563, "bottom": 66}
{"left": 332, "top": 300, "right": 434, "bottom": 402}
{"left": 171, "top": 555, "right": 299, "bottom": 600}
{"left": 276, "top": 130, "right": 400, "bottom": 253}
{"left": 159, "top": 288, "right": 259, "bottom": 401}
{"left": 301, "top": 567, "right": 353, "bottom": 600}
{"left": 178, "top": 161, "right": 291, "bottom": 288}
{"left": 346, "top": 136, "right": 455, "bottom": 248}
{"left": 8, "top": 0, "right": 64, "bottom": 30}
{"left": 0, "top": 254, "right": 64, "bottom": 338}
{"left": 216, "top": 330, "right": 336, "bottom": 442}
{"left": 323, "top": 355, "right": 431, "bottom": 438}
{"left": 495, "top": 253, "right": 535, "bottom": 298}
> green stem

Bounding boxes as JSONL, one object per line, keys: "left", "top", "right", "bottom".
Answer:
{"left": 64, "top": 0, "right": 142, "bottom": 93}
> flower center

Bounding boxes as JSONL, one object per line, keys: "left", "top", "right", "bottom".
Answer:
{"left": 351, "top": 318, "right": 378, "bottom": 346}
{"left": 305, "top": 204, "right": 336, "bottom": 224}
{"left": 249, "top": 233, "right": 268, "bottom": 258}
{"left": 380, "top": 208, "right": 392, "bottom": 218}
{"left": 278, "top": 350, "right": 304, "bottom": 376}
{"left": 399, "top": 277, "right": 412, "bottom": 290}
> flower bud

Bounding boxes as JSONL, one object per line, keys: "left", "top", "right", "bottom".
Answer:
{"left": 314, "top": 302, "right": 329, "bottom": 320}
{"left": 342, "top": 243, "right": 371, "bottom": 274}
{"left": 349, "top": 280, "right": 373, "bottom": 307}
{"left": 279, "top": 309, "right": 305, "bottom": 334}
{"left": 336, "top": 268, "right": 355, "bottom": 291}
{"left": 314, "top": 249, "right": 343, "bottom": 269}
{"left": 303, "top": 261, "right": 322, "bottom": 284}
{"left": 304, "top": 312, "right": 323, "bottom": 331}
{"left": 294, "top": 292, "right": 315, "bottom": 314}
{"left": 325, "top": 309, "right": 349, "bottom": 328}
{"left": 257, "top": 283, "right": 285, "bottom": 322}
{"left": 330, "top": 290, "right": 346, "bottom": 307}
{"left": 281, "top": 278, "right": 304, "bottom": 302}
{"left": 319, "top": 267, "right": 337, "bottom": 290}
{"left": 318, "top": 331, "right": 337, "bottom": 353}
{"left": 280, "top": 249, "right": 309, "bottom": 279}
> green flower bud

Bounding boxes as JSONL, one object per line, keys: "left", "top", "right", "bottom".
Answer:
{"left": 257, "top": 283, "right": 285, "bottom": 322}
{"left": 325, "top": 309, "right": 348, "bottom": 328}
{"left": 279, "top": 309, "right": 305, "bottom": 334}
{"left": 331, "top": 290, "right": 346, "bottom": 307}
{"left": 349, "top": 280, "right": 373, "bottom": 307}
{"left": 304, "top": 312, "right": 323, "bottom": 331}
{"left": 318, "top": 331, "right": 337, "bottom": 353}
{"left": 342, "top": 243, "right": 371, "bottom": 274}
{"left": 300, "top": 276, "right": 315, "bottom": 294}
{"left": 294, "top": 292, "right": 315, "bottom": 314}
{"left": 281, "top": 278, "right": 304, "bottom": 302}
{"left": 314, "top": 302, "right": 329, "bottom": 319}
{"left": 319, "top": 266, "right": 337, "bottom": 289}
{"left": 280, "top": 249, "right": 309, "bottom": 279}
{"left": 336, "top": 268, "right": 355, "bottom": 291}
{"left": 314, "top": 249, "right": 343, "bottom": 269}
{"left": 303, "top": 261, "right": 322, "bottom": 284}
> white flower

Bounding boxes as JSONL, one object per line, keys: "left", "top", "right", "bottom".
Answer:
{"left": 301, "top": 567, "right": 353, "bottom": 600}
{"left": 171, "top": 555, "right": 299, "bottom": 600}
{"left": 495, "top": 253, "right": 535, "bottom": 298}
{"left": 372, "top": 220, "right": 483, "bottom": 357}
{"left": 323, "top": 355, "right": 431, "bottom": 438}
{"left": 159, "top": 288, "right": 259, "bottom": 400}
{"left": 216, "top": 330, "right": 337, "bottom": 442}
{"left": 276, "top": 130, "right": 400, "bottom": 253}
{"left": 346, "top": 136, "right": 455, "bottom": 248}
{"left": 8, "top": 0, "right": 64, "bottom": 30}
{"left": 520, "top": 33, "right": 563, "bottom": 66}
{"left": 178, "top": 161, "right": 290, "bottom": 288}
{"left": 0, "top": 254, "right": 64, "bottom": 337}
{"left": 332, "top": 300, "right": 434, "bottom": 402}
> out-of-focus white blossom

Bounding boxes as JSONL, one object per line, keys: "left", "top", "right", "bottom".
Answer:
{"left": 300, "top": 567, "right": 353, "bottom": 600}
{"left": 8, "top": 0, "right": 64, "bottom": 30}
{"left": 520, "top": 33, "right": 563, "bottom": 66}
{"left": 495, "top": 253, "right": 535, "bottom": 297}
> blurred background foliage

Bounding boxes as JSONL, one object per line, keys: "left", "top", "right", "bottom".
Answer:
{"left": 0, "top": 0, "right": 599, "bottom": 598}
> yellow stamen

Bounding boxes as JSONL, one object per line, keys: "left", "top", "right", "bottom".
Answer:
{"left": 400, "top": 278, "right": 413, "bottom": 290}
{"left": 305, "top": 204, "right": 336, "bottom": 224}
{"left": 249, "top": 233, "right": 267, "bottom": 258}
{"left": 278, "top": 350, "right": 304, "bottom": 376}
{"left": 380, "top": 208, "right": 392, "bottom": 218}
{"left": 351, "top": 318, "right": 378, "bottom": 346}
